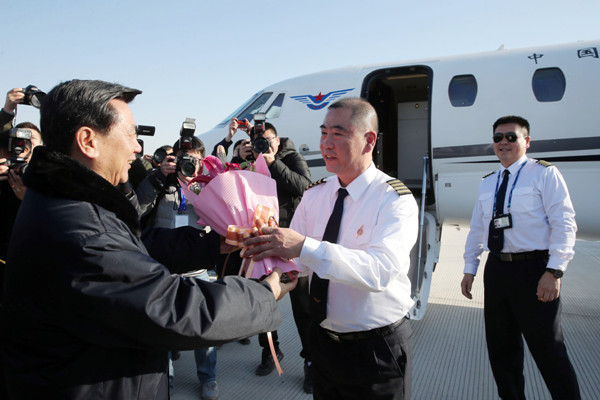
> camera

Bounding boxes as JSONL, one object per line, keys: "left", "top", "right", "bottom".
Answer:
{"left": 252, "top": 136, "right": 270, "bottom": 154}
{"left": 153, "top": 148, "right": 168, "bottom": 164}
{"left": 21, "top": 85, "right": 46, "bottom": 109}
{"left": 176, "top": 154, "right": 197, "bottom": 177}
{"left": 174, "top": 118, "right": 198, "bottom": 177}
{"left": 136, "top": 125, "right": 156, "bottom": 136}
{"left": 179, "top": 118, "right": 196, "bottom": 152}
{"left": 236, "top": 119, "right": 247, "bottom": 128}
{"left": 2, "top": 157, "right": 28, "bottom": 175}
{"left": 1, "top": 128, "right": 33, "bottom": 175}
{"left": 250, "top": 113, "right": 270, "bottom": 154}
{"left": 253, "top": 113, "right": 266, "bottom": 136}
{"left": 9, "top": 128, "right": 32, "bottom": 155}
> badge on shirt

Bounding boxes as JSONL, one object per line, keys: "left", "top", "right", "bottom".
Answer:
{"left": 356, "top": 225, "right": 364, "bottom": 238}
{"left": 493, "top": 213, "right": 513, "bottom": 230}
{"left": 175, "top": 214, "right": 188, "bottom": 228}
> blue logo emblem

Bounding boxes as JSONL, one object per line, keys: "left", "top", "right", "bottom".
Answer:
{"left": 290, "top": 88, "right": 354, "bottom": 110}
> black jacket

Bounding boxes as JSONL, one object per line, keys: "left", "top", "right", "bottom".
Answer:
{"left": 2, "top": 147, "right": 281, "bottom": 399}
{"left": 269, "top": 137, "right": 311, "bottom": 227}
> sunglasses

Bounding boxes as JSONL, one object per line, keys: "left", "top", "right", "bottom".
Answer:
{"left": 493, "top": 132, "right": 521, "bottom": 143}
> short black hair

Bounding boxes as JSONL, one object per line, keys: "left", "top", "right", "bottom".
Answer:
{"left": 172, "top": 136, "right": 205, "bottom": 157}
{"left": 249, "top": 122, "right": 277, "bottom": 141}
{"left": 493, "top": 115, "right": 530, "bottom": 136}
{"left": 40, "top": 79, "right": 141, "bottom": 154}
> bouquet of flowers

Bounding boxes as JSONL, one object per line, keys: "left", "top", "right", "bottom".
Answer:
{"left": 180, "top": 153, "right": 298, "bottom": 280}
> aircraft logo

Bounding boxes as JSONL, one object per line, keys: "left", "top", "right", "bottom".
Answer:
{"left": 291, "top": 88, "right": 354, "bottom": 110}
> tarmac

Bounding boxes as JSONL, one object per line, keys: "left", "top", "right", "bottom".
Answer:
{"left": 171, "top": 224, "right": 600, "bottom": 399}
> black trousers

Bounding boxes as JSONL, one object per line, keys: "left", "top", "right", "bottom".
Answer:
{"left": 258, "top": 276, "right": 312, "bottom": 359}
{"left": 289, "top": 275, "right": 312, "bottom": 361}
{"left": 310, "top": 319, "right": 412, "bottom": 400}
{"left": 483, "top": 255, "right": 580, "bottom": 400}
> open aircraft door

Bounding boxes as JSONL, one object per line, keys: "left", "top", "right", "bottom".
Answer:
{"left": 363, "top": 66, "right": 442, "bottom": 320}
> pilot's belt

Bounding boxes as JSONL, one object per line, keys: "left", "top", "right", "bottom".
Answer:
{"left": 323, "top": 317, "right": 407, "bottom": 343}
{"left": 492, "top": 250, "right": 549, "bottom": 262}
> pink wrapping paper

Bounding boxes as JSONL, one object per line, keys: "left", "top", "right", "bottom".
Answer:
{"left": 181, "top": 155, "right": 298, "bottom": 279}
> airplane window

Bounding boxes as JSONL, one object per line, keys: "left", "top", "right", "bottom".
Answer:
{"left": 448, "top": 75, "right": 478, "bottom": 107}
{"left": 532, "top": 68, "right": 566, "bottom": 102}
{"left": 265, "top": 93, "right": 285, "bottom": 119}
{"left": 217, "top": 92, "right": 273, "bottom": 126}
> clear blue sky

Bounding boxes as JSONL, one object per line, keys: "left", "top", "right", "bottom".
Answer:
{"left": 3, "top": 0, "right": 599, "bottom": 153}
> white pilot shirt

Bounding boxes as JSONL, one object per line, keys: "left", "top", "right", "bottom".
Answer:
{"left": 463, "top": 155, "right": 577, "bottom": 275}
{"left": 291, "top": 163, "right": 419, "bottom": 333}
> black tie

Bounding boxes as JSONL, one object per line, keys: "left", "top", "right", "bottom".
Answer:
{"left": 310, "top": 188, "right": 349, "bottom": 323}
{"left": 488, "top": 169, "right": 510, "bottom": 254}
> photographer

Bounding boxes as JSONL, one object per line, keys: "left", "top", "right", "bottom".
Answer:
{"left": 210, "top": 118, "right": 250, "bottom": 162}
{"left": 146, "top": 144, "right": 173, "bottom": 169}
{"left": 231, "top": 138, "right": 253, "bottom": 163}
{"left": 1, "top": 86, "right": 45, "bottom": 131}
{"left": 1, "top": 122, "right": 42, "bottom": 260}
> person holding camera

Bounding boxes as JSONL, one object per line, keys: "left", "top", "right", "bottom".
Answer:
{"left": 135, "top": 135, "right": 222, "bottom": 400}
{"left": 1, "top": 86, "right": 44, "bottom": 398}
{"left": 210, "top": 118, "right": 250, "bottom": 163}
{"left": 1, "top": 122, "right": 42, "bottom": 261}
{"left": 147, "top": 144, "right": 174, "bottom": 168}
{"left": 1, "top": 86, "right": 45, "bottom": 131}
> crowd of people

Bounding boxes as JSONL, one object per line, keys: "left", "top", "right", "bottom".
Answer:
{"left": 0, "top": 80, "right": 581, "bottom": 400}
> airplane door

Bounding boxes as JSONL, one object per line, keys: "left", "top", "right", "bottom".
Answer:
{"left": 363, "top": 67, "right": 441, "bottom": 320}
{"left": 397, "top": 102, "right": 429, "bottom": 186}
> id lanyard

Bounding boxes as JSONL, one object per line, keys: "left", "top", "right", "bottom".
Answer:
{"left": 493, "top": 161, "right": 526, "bottom": 216}
{"left": 178, "top": 186, "right": 187, "bottom": 214}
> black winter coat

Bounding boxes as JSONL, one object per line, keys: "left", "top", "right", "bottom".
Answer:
{"left": 269, "top": 138, "right": 311, "bottom": 227}
{"left": 2, "top": 147, "right": 281, "bottom": 399}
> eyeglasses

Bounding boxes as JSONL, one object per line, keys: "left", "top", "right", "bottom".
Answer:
{"left": 493, "top": 132, "right": 521, "bottom": 143}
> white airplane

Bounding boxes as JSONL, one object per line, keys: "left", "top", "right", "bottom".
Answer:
{"left": 199, "top": 39, "right": 600, "bottom": 320}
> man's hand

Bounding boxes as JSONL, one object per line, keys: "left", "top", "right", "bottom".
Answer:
{"left": 238, "top": 141, "right": 253, "bottom": 160}
{"left": 461, "top": 273, "right": 475, "bottom": 299}
{"left": 229, "top": 118, "right": 250, "bottom": 140}
{"left": 242, "top": 226, "right": 305, "bottom": 261}
{"left": 8, "top": 170, "right": 26, "bottom": 200}
{"left": 264, "top": 267, "right": 298, "bottom": 301}
{"left": 159, "top": 155, "right": 177, "bottom": 177}
{"left": 261, "top": 150, "right": 276, "bottom": 166}
{"left": 536, "top": 271, "right": 560, "bottom": 302}
{"left": 4, "top": 88, "right": 25, "bottom": 113}
{"left": 219, "top": 236, "right": 239, "bottom": 254}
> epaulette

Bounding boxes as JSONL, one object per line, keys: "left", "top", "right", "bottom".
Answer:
{"left": 537, "top": 160, "right": 553, "bottom": 168}
{"left": 306, "top": 178, "right": 326, "bottom": 190}
{"left": 482, "top": 171, "right": 495, "bottom": 179}
{"left": 386, "top": 179, "right": 411, "bottom": 196}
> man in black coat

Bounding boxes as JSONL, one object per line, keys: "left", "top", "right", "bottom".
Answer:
{"left": 1, "top": 79, "right": 296, "bottom": 399}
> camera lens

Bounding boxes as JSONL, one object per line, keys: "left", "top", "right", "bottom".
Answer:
{"left": 180, "top": 161, "right": 196, "bottom": 177}
{"left": 252, "top": 137, "right": 270, "bottom": 154}
{"left": 153, "top": 148, "right": 167, "bottom": 164}
{"left": 23, "top": 85, "right": 46, "bottom": 109}
{"left": 176, "top": 154, "right": 197, "bottom": 177}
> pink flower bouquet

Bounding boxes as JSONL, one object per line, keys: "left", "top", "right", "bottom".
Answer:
{"left": 180, "top": 154, "right": 298, "bottom": 280}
